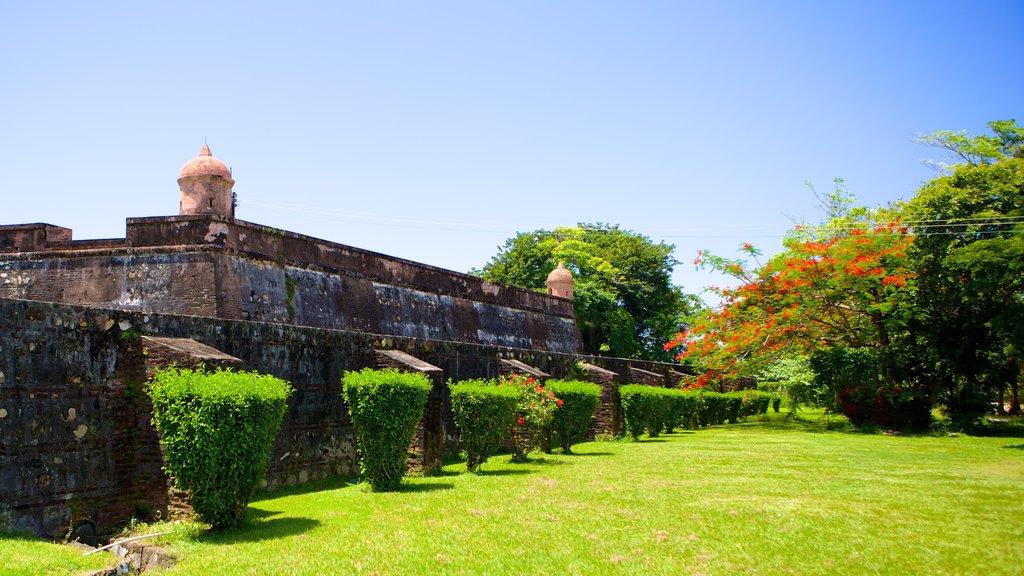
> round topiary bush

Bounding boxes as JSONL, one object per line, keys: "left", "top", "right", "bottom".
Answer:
{"left": 341, "top": 368, "right": 432, "bottom": 491}
{"left": 148, "top": 367, "right": 293, "bottom": 529}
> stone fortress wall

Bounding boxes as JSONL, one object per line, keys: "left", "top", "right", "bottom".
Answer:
{"left": 0, "top": 145, "right": 691, "bottom": 538}
{"left": 0, "top": 297, "right": 688, "bottom": 538}
{"left": 0, "top": 215, "right": 580, "bottom": 354}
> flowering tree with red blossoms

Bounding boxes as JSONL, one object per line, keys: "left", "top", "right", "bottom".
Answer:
{"left": 665, "top": 194, "right": 930, "bottom": 427}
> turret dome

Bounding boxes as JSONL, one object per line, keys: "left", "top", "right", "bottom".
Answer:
{"left": 179, "top": 144, "right": 232, "bottom": 180}
{"left": 546, "top": 261, "right": 574, "bottom": 300}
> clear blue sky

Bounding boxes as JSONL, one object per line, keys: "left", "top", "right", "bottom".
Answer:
{"left": 3, "top": 1, "right": 1021, "bottom": 304}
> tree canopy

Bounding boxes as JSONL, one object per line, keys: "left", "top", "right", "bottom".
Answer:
{"left": 476, "top": 223, "right": 696, "bottom": 360}
{"left": 668, "top": 120, "right": 1024, "bottom": 428}
{"left": 904, "top": 123, "right": 1024, "bottom": 418}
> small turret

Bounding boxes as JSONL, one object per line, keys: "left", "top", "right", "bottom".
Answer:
{"left": 178, "top": 144, "right": 235, "bottom": 218}
{"left": 546, "top": 261, "right": 574, "bottom": 300}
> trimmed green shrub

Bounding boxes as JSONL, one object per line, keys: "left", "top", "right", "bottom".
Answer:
{"left": 450, "top": 381, "right": 519, "bottom": 473}
{"left": 665, "top": 391, "right": 698, "bottom": 432}
{"left": 695, "top": 391, "right": 732, "bottom": 427}
{"left": 722, "top": 393, "right": 744, "bottom": 424}
{"left": 621, "top": 384, "right": 675, "bottom": 440}
{"left": 737, "top": 390, "right": 772, "bottom": 417}
{"left": 341, "top": 368, "right": 432, "bottom": 491}
{"left": 148, "top": 367, "right": 293, "bottom": 529}
{"left": 620, "top": 384, "right": 650, "bottom": 440}
{"left": 547, "top": 380, "right": 601, "bottom": 453}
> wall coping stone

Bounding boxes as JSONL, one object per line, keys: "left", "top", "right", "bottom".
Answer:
{"left": 498, "top": 358, "right": 551, "bottom": 379}
{"left": 373, "top": 349, "right": 443, "bottom": 374}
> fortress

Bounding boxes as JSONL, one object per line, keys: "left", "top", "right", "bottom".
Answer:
{"left": 0, "top": 145, "right": 581, "bottom": 353}
{"left": 0, "top": 146, "right": 687, "bottom": 539}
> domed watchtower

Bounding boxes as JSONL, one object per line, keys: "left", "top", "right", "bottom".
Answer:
{"left": 546, "top": 261, "right": 574, "bottom": 300}
{"left": 178, "top": 144, "right": 235, "bottom": 218}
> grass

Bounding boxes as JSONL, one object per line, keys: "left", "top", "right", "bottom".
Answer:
{"left": 4, "top": 411, "right": 1024, "bottom": 575}
{"left": 0, "top": 532, "right": 113, "bottom": 576}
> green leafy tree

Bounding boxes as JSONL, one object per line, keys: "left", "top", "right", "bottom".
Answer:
{"left": 918, "top": 119, "right": 1024, "bottom": 171}
{"left": 667, "top": 183, "right": 929, "bottom": 428}
{"left": 476, "top": 223, "right": 695, "bottom": 360}
{"left": 905, "top": 120, "right": 1024, "bottom": 420}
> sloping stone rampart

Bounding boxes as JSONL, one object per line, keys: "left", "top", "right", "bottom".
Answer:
{"left": 0, "top": 216, "right": 582, "bottom": 353}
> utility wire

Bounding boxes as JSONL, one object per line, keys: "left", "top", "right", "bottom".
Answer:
{"left": 242, "top": 198, "right": 1023, "bottom": 240}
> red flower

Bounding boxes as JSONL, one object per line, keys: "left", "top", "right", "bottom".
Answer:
{"left": 556, "top": 399, "right": 564, "bottom": 406}
{"left": 547, "top": 392, "right": 555, "bottom": 399}
{"left": 517, "top": 417, "right": 525, "bottom": 425}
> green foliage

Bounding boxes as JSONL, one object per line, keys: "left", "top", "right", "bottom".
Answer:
{"left": 476, "top": 223, "right": 697, "bottom": 360}
{"left": 496, "top": 373, "right": 560, "bottom": 462}
{"left": 697, "top": 391, "right": 731, "bottom": 427}
{"left": 756, "top": 355, "right": 820, "bottom": 411}
{"left": 449, "top": 381, "right": 519, "bottom": 473}
{"left": 546, "top": 380, "right": 601, "bottom": 453}
{"left": 721, "top": 393, "right": 743, "bottom": 424}
{"left": 664, "top": 391, "right": 698, "bottom": 432}
{"left": 341, "top": 368, "right": 432, "bottom": 491}
{"left": 809, "top": 347, "right": 931, "bottom": 430}
{"left": 147, "top": 367, "right": 293, "bottom": 529}
{"left": 620, "top": 384, "right": 664, "bottom": 440}
{"left": 622, "top": 386, "right": 768, "bottom": 439}
{"left": 918, "top": 119, "right": 1024, "bottom": 171}
{"left": 15, "top": 420, "right": 1024, "bottom": 576}
{"left": 735, "top": 390, "right": 772, "bottom": 418}
{"left": 905, "top": 138, "right": 1024, "bottom": 423}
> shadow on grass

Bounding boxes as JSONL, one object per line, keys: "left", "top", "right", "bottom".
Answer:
{"left": 516, "top": 457, "right": 569, "bottom": 466}
{"left": 727, "top": 415, "right": 856, "bottom": 435}
{"left": 250, "top": 476, "right": 353, "bottom": 503}
{"left": 400, "top": 481, "right": 455, "bottom": 493}
{"left": 477, "top": 468, "right": 532, "bottom": 477}
{"left": 563, "top": 451, "right": 615, "bottom": 457}
{"left": 1003, "top": 444, "right": 1024, "bottom": 450}
{"left": 972, "top": 424, "right": 1024, "bottom": 438}
{"left": 200, "top": 514, "right": 322, "bottom": 544}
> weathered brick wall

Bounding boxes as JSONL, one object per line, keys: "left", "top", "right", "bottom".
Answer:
{"left": 0, "top": 224, "right": 72, "bottom": 252}
{"left": 0, "top": 302, "right": 167, "bottom": 539}
{"left": 579, "top": 363, "right": 621, "bottom": 437}
{"left": 0, "top": 250, "right": 221, "bottom": 318}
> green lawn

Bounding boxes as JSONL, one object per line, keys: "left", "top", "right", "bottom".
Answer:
{"left": 0, "top": 532, "right": 112, "bottom": 576}
{"left": 5, "top": 413, "right": 1023, "bottom": 575}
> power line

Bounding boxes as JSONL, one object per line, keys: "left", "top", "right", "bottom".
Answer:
{"left": 241, "top": 198, "right": 1023, "bottom": 241}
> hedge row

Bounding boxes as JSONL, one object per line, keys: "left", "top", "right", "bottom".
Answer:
{"left": 449, "top": 378, "right": 602, "bottom": 471}
{"left": 149, "top": 367, "right": 769, "bottom": 529}
{"left": 620, "top": 385, "right": 772, "bottom": 440}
